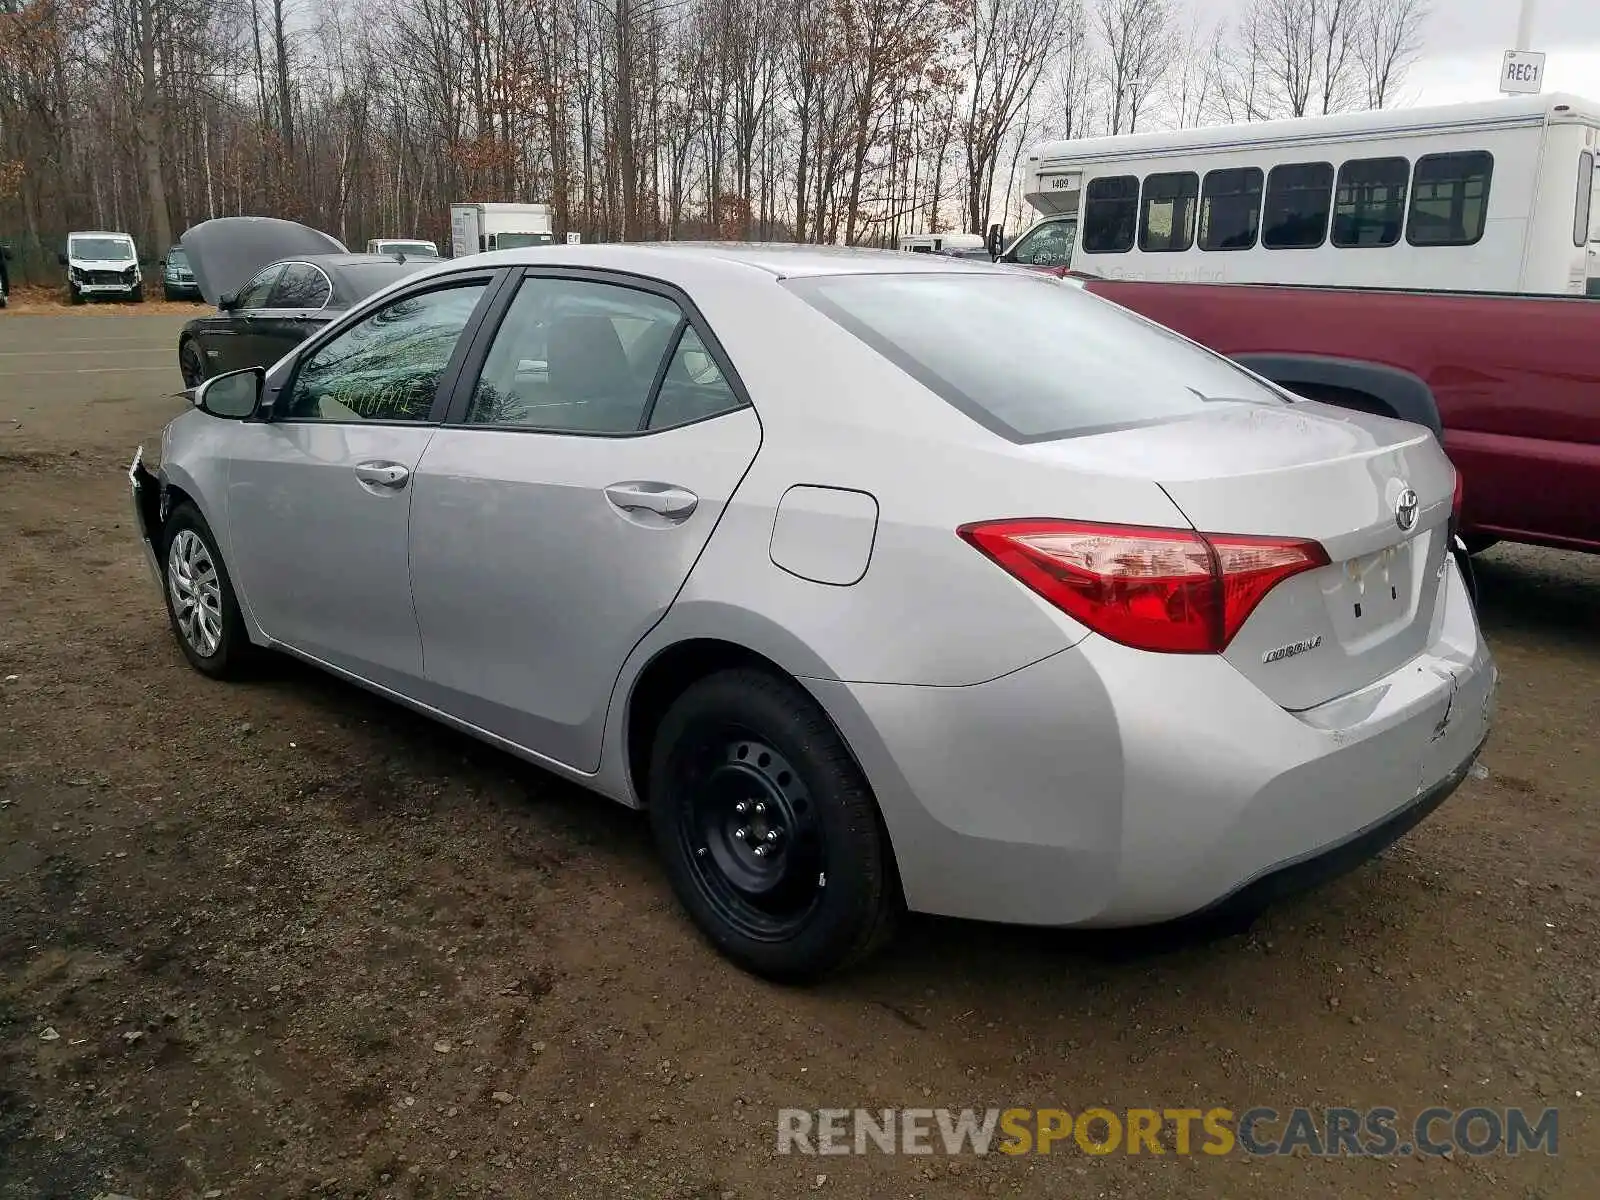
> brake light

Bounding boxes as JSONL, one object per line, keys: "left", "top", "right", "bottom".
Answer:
{"left": 1449, "top": 467, "right": 1464, "bottom": 541}
{"left": 957, "top": 519, "right": 1329, "bottom": 654}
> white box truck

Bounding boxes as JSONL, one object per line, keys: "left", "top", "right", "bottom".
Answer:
{"left": 450, "top": 203, "right": 556, "bottom": 257}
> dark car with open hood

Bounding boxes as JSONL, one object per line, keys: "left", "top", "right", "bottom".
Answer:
{"left": 176, "top": 216, "right": 433, "bottom": 386}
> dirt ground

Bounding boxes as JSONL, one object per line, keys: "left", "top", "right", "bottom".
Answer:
{"left": 0, "top": 309, "right": 1595, "bottom": 1200}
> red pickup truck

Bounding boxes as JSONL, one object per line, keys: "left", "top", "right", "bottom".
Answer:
{"left": 1068, "top": 279, "right": 1599, "bottom": 556}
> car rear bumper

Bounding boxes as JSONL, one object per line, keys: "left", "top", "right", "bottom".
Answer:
{"left": 807, "top": 556, "right": 1495, "bottom": 928}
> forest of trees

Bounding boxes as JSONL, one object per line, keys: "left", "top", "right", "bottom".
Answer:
{"left": 0, "top": 0, "right": 1428, "bottom": 281}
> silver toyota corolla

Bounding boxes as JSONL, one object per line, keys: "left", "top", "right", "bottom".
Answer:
{"left": 129, "top": 243, "right": 1496, "bottom": 980}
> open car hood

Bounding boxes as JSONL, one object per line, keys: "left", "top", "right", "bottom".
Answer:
{"left": 180, "top": 217, "right": 347, "bottom": 306}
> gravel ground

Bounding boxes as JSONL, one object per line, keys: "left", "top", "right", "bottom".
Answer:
{"left": 0, "top": 310, "right": 1595, "bottom": 1199}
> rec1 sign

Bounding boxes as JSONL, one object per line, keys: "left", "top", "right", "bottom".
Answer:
{"left": 1500, "top": 50, "right": 1546, "bottom": 95}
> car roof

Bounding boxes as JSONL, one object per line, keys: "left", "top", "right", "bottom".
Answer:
{"left": 70, "top": 230, "right": 134, "bottom": 238}
{"left": 450, "top": 241, "right": 1002, "bottom": 282}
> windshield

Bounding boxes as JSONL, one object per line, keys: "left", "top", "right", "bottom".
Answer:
{"left": 70, "top": 237, "right": 135, "bottom": 262}
{"left": 786, "top": 272, "right": 1286, "bottom": 442}
{"left": 1007, "top": 220, "right": 1077, "bottom": 267}
{"left": 166, "top": 248, "right": 189, "bottom": 267}
{"left": 495, "top": 232, "right": 555, "bottom": 249}
{"left": 337, "top": 260, "right": 433, "bottom": 302}
{"left": 380, "top": 241, "right": 438, "bottom": 257}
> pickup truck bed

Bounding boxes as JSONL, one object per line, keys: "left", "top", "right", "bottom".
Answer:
{"left": 1078, "top": 279, "right": 1600, "bottom": 556}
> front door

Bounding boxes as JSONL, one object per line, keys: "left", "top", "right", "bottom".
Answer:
{"left": 199, "top": 264, "right": 283, "bottom": 376}
{"left": 224, "top": 277, "right": 494, "bottom": 690}
{"left": 249, "top": 260, "right": 335, "bottom": 367}
{"left": 409, "top": 272, "right": 761, "bottom": 771}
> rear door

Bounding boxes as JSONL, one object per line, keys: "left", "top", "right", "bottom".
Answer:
{"left": 408, "top": 270, "right": 761, "bottom": 772}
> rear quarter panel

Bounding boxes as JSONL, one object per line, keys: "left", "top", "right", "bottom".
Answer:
{"left": 1083, "top": 280, "right": 1600, "bottom": 552}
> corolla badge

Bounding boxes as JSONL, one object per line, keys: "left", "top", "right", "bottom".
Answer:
{"left": 1263, "top": 634, "right": 1322, "bottom": 664}
{"left": 1394, "top": 485, "right": 1420, "bottom": 532}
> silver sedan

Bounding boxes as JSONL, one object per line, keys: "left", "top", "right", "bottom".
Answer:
{"left": 129, "top": 243, "right": 1496, "bottom": 980}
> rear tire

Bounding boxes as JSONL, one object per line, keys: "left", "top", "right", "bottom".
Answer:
{"left": 161, "top": 502, "right": 254, "bottom": 680}
{"left": 647, "top": 668, "right": 897, "bottom": 982}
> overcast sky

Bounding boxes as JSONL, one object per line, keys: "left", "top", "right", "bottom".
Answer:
{"left": 1202, "top": 0, "right": 1600, "bottom": 105}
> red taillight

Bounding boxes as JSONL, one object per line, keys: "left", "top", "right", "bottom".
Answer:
{"left": 957, "top": 519, "right": 1330, "bottom": 654}
{"left": 1449, "top": 467, "right": 1464, "bottom": 541}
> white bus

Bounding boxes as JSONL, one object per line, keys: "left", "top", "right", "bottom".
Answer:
{"left": 897, "top": 232, "right": 987, "bottom": 256}
{"left": 993, "top": 93, "right": 1600, "bottom": 296}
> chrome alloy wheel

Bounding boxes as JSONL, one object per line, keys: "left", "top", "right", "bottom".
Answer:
{"left": 167, "top": 529, "right": 223, "bottom": 657}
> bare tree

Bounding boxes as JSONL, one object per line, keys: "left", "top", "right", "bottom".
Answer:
{"left": 958, "top": 0, "right": 1065, "bottom": 233}
{"left": 1240, "top": 0, "right": 1362, "bottom": 119}
{"left": 1094, "top": 0, "right": 1175, "bottom": 135}
{"left": 1356, "top": 0, "right": 1427, "bottom": 108}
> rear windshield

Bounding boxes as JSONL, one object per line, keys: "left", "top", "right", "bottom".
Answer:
{"left": 785, "top": 272, "right": 1287, "bottom": 442}
{"left": 337, "top": 261, "right": 431, "bottom": 301}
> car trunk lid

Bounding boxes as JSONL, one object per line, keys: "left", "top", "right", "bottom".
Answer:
{"left": 1022, "top": 400, "right": 1456, "bottom": 710}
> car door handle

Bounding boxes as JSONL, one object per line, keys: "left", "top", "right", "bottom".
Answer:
{"left": 355, "top": 461, "right": 410, "bottom": 489}
{"left": 604, "top": 482, "right": 699, "bottom": 519}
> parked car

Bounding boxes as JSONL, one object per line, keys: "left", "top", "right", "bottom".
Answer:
{"left": 177, "top": 216, "right": 434, "bottom": 385}
{"left": 1058, "top": 278, "right": 1600, "bottom": 558}
{"left": 366, "top": 238, "right": 441, "bottom": 258}
{"left": 128, "top": 245, "right": 1495, "bottom": 981}
{"left": 160, "top": 244, "right": 203, "bottom": 302}
{"left": 59, "top": 230, "right": 143, "bottom": 304}
{"left": 0, "top": 243, "right": 11, "bottom": 308}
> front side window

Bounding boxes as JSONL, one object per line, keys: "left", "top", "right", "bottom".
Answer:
{"left": 283, "top": 282, "right": 487, "bottom": 422}
{"left": 1576, "top": 151, "right": 1594, "bottom": 248}
{"left": 1333, "top": 157, "right": 1409, "bottom": 248}
{"left": 268, "top": 263, "right": 332, "bottom": 310}
{"left": 1199, "top": 167, "right": 1264, "bottom": 251}
{"left": 1082, "top": 176, "right": 1138, "bottom": 254}
{"left": 234, "top": 266, "right": 284, "bottom": 310}
{"left": 493, "top": 232, "right": 556, "bottom": 250}
{"left": 1262, "top": 162, "right": 1334, "bottom": 249}
{"left": 1407, "top": 151, "right": 1493, "bottom": 246}
{"left": 787, "top": 272, "right": 1286, "bottom": 444}
{"left": 1139, "top": 172, "right": 1199, "bottom": 253}
{"left": 466, "top": 276, "right": 693, "bottom": 433}
{"left": 1007, "top": 219, "right": 1077, "bottom": 266}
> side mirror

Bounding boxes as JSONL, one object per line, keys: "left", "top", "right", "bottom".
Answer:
{"left": 57, "top": 252, "right": 69, "bottom": 266}
{"left": 217, "top": 291, "right": 239, "bottom": 311}
{"left": 192, "top": 367, "right": 263, "bottom": 419}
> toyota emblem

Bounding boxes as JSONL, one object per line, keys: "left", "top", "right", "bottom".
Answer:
{"left": 1395, "top": 486, "right": 1419, "bottom": 532}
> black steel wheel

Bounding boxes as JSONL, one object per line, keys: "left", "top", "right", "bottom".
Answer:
{"left": 648, "top": 668, "right": 897, "bottom": 981}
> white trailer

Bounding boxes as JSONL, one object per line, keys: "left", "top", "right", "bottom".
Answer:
{"left": 450, "top": 203, "right": 557, "bottom": 258}
{"left": 993, "top": 92, "right": 1600, "bottom": 295}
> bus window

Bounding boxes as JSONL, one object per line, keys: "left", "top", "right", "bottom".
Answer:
{"left": 1082, "top": 176, "right": 1139, "bottom": 253}
{"left": 1008, "top": 219, "right": 1077, "bottom": 267}
{"left": 1407, "top": 151, "right": 1492, "bottom": 246}
{"left": 1262, "top": 162, "right": 1334, "bottom": 249}
{"left": 1199, "top": 167, "right": 1263, "bottom": 251}
{"left": 1333, "top": 157, "right": 1409, "bottom": 248}
{"left": 1577, "top": 151, "right": 1594, "bottom": 248}
{"left": 1139, "top": 172, "right": 1198, "bottom": 252}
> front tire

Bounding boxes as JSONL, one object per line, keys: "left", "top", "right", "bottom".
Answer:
{"left": 161, "top": 502, "right": 253, "bottom": 679}
{"left": 68, "top": 285, "right": 83, "bottom": 306}
{"left": 648, "top": 668, "right": 897, "bottom": 982}
{"left": 178, "top": 337, "right": 207, "bottom": 388}
{"left": 130, "top": 284, "right": 144, "bottom": 303}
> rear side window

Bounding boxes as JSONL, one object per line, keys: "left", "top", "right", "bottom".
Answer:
{"left": 1332, "top": 157, "right": 1409, "bottom": 247}
{"left": 785, "top": 273, "right": 1286, "bottom": 444}
{"left": 1407, "top": 152, "right": 1492, "bottom": 246}
{"left": 1577, "top": 151, "right": 1594, "bottom": 248}
{"left": 1082, "top": 176, "right": 1138, "bottom": 253}
{"left": 1139, "top": 172, "right": 1198, "bottom": 252}
{"left": 1263, "top": 162, "right": 1334, "bottom": 248}
{"left": 1200, "top": 167, "right": 1264, "bottom": 251}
